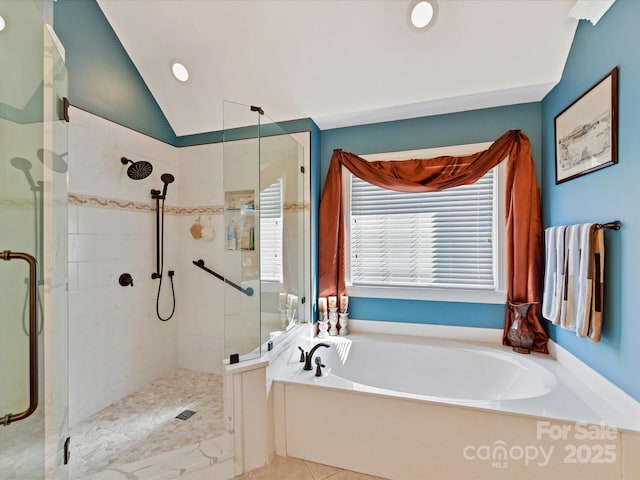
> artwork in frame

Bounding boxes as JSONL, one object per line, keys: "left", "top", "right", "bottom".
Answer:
{"left": 554, "top": 67, "right": 618, "bottom": 184}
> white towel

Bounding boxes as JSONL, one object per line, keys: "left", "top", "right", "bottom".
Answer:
{"left": 559, "top": 225, "right": 578, "bottom": 331}
{"left": 542, "top": 226, "right": 564, "bottom": 324}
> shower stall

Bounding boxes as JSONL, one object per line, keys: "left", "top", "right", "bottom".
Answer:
{"left": 0, "top": 0, "right": 70, "bottom": 478}
{"left": 0, "top": 3, "right": 309, "bottom": 478}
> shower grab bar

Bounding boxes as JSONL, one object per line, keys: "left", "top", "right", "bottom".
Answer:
{"left": 0, "top": 250, "right": 39, "bottom": 426}
{"left": 192, "top": 259, "right": 254, "bottom": 296}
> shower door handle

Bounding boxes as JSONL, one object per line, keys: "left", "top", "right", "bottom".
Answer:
{"left": 0, "top": 250, "right": 39, "bottom": 426}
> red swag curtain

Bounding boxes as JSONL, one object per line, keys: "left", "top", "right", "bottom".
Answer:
{"left": 318, "top": 129, "right": 548, "bottom": 353}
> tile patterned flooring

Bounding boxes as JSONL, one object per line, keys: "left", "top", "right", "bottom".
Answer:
{"left": 70, "top": 369, "right": 224, "bottom": 478}
{"left": 235, "top": 456, "right": 389, "bottom": 480}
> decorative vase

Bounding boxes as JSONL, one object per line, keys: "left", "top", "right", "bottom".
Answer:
{"left": 506, "top": 301, "right": 536, "bottom": 354}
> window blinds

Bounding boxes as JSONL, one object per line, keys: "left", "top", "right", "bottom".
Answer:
{"left": 260, "top": 178, "right": 283, "bottom": 283}
{"left": 349, "top": 169, "right": 496, "bottom": 289}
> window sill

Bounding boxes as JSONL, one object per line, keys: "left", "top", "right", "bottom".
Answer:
{"left": 346, "top": 285, "right": 507, "bottom": 305}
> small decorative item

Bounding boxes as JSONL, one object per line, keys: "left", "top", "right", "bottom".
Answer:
{"left": 554, "top": 67, "right": 618, "bottom": 184}
{"left": 190, "top": 216, "right": 202, "bottom": 239}
{"left": 279, "top": 292, "right": 288, "bottom": 327}
{"left": 339, "top": 295, "right": 349, "bottom": 313}
{"left": 287, "top": 294, "right": 298, "bottom": 326}
{"left": 318, "top": 297, "right": 327, "bottom": 315}
{"left": 506, "top": 301, "right": 536, "bottom": 354}
{"left": 201, "top": 216, "right": 215, "bottom": 241}
{"left": 328, "top": 296, "right": 338, "bottom": 309}
{"left": 317, "top": 313, "right": 329, "bottom": 339}
{"left": 338, "top": 312, "right": 349, "bottom": 336}
{"left": 317, "top": 297, "right": 329, "bottom": 338}
{"left": 328, "top": 307, "right": 339, "bottom": 336}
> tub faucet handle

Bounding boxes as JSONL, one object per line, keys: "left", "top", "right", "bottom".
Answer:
{"left": 297, "top": 346, "right": 305, "bottom": 363}
{"left": 314, "top": 356, "right": 325, "bottom": 377}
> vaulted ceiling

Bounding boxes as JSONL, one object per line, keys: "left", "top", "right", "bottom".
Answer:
{"left": 97, "top": 0, "right": 580, "bottom": 136}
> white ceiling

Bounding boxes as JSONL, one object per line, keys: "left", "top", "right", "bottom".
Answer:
{"left": 97, "top": 0, "right": 580, "bottom": 137}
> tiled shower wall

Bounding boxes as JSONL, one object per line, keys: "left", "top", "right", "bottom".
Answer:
{"left": 68, "top": 108, "right": 225, "bottom": 426}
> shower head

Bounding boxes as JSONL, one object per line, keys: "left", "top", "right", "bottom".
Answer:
{"left": 121, "top": 156, "right": 153, "bottom": 180}
{"left": 160, "top": 173, "right": 175, "bottom": 198}
{"left": 10, "top": 157, "right": 33, "bottom": 172}
{"left": 10, "top": 157, "right": 38, "bottom": 190}
{"left": 37, "top": 148, "right": 68, "bottom": 174}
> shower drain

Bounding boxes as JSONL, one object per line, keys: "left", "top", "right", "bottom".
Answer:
{"left": 176, "top": 410, "right": 196, "bottom": 421}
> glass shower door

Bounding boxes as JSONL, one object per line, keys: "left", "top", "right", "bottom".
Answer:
{"left": 223, "top": 101, "right": 262, "bottom": 362}
{"left": 0, "top": 1, "right": 69, "bottom": 478}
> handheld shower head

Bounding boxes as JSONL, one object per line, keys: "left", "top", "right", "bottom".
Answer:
{"left": 10, "top": 157, "right": 38, "bottom": 190}
{"left": 121, "top": 157, "right": 153, "bottom": 180}
{"left": 160, "top": 173, "right": 175, "bottom": 198}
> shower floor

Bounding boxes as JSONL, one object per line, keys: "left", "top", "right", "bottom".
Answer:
{"left": 70, "top": 369, "right": 224, "bottom": 479}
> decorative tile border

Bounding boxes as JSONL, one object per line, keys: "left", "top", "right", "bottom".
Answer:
{"left": 68, "top": 193, "right": 223, "bottom": 216}
{"left": 68, "top": 193, "right": 309, "bottom": 215}
{"left": 0, "top": 199, "right": 37, "bottom": 208}
{"left": 284, "top": 202, "right": 310, "bottom": 212}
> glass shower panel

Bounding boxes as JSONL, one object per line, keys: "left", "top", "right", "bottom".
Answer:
{"left": 258, "top": 118, "right": 305, "bottom": 344}
{"left": 223, "top": 101, "right": 261, "bottom": 362}
{"left": 0, "top": 1, "right": 69, "bottom": 478}
{"left": 222, "top": 101, "right": 307, "bottom": 363}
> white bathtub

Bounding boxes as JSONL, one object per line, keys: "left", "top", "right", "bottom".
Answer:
{"left": 272, "top": 330, "right": 640, "bottom": 479}
{"left": 327, "top": 336, "right": 557, "bottom": 402}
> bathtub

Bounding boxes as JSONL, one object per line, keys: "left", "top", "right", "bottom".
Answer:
{"left": 272, "top": 330, "right": 640, "bottom": 479}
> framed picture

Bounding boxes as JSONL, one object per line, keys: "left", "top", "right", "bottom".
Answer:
{"left": 554, "top": 67, "right": 618, "bottom": 184}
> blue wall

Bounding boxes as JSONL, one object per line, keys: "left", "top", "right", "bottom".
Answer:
{"left": 320, "top": 103, "right": 542, "bottom": 327}
{"left": 53, "top": 0, "right": 177, "bottom": 144}
{"left": 541, "top": 0, "right": 640, "bottom": 401}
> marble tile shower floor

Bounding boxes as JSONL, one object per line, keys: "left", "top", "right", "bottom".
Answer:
{"left": 70, "top": 369, "right": 224, "bottom": 479}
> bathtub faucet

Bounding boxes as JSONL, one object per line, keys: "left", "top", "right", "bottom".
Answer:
{"left": 301, "top": 342, "right": 330, "bottom": 371}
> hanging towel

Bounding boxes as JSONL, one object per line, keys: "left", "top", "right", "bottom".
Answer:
{"left": 559, "top": 225, "right": 580, "bottom": 332}
{"left": 542, "top": 226, "right": 565, "bottom": 324}
{"left": 542, "top": 222, "right": 604, "bottom": 342}
{"left": 575, "top": 223, "right": 594, "bottom": 337}
{"left": 588, "top": 227, "right": 605, "bottom": 342}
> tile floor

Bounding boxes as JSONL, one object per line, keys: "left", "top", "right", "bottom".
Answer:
{"left": 70, "top": 369, "right": 224, "bottom": 478}
{"left": 235, "top": 455, "right": 388, "bottom": 480}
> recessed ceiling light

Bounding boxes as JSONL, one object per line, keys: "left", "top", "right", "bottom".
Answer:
{"left": 409, "top": 1, "right": 437, "bottom": 30}
{"left": 0, "top": 15, "right": 6, "bottom": 32}
{"left": 170, "top": 61, "right": 190, "bottom": 83}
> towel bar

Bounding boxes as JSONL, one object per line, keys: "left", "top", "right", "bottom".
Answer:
{"left": 595, "top": 220, "right": 621, "bottom": 230}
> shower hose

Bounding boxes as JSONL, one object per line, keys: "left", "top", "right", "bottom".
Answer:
{"left": 155, "top": 195, "right": 176, "bottom": 322}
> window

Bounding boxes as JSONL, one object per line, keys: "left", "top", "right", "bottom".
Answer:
{"left": 344, "top": 143, "right": 506, "bottom": 304}
{"left": 260, "top": 178, "right": 283, "bottom": 283}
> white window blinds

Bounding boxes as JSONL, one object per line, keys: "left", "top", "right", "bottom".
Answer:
{"left": 349, "top": 168, "right": 496, "bottom": 290}
{"left": 260, "top": 178, "right": 283, "bottom": 283}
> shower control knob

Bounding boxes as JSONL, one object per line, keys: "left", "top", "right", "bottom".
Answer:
{"left": 118, "top": 273, "right": 134, "bottom": 287}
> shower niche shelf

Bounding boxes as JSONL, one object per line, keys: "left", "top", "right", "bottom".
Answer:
{"left": 224, "top": 190, "right": 258, "bottom": 279}
{"left": 224, "top": 190, "right": 256, "bottom": 251}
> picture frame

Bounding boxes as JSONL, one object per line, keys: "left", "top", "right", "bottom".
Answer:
{"left": 554, "top": 67, "right": 618, "bottom": 184}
